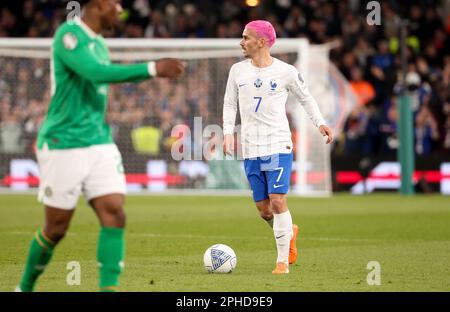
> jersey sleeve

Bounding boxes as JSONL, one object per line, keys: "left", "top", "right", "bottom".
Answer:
{"left": 53, "top": 28, "right": 152, "bottom": 84}
{"left": 223, "top": 64, "right": 238, "bottom": 135}
{"left": 287, "top": 66, "right": 327, "bottom": 128}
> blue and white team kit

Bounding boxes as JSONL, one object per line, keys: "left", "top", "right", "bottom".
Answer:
{"left": 223, "top": 58, "right": 326, "bottom": 201}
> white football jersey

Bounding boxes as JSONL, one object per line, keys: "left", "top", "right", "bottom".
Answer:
{"left": 223, "top": 57, "right": 326, "bottom": 158}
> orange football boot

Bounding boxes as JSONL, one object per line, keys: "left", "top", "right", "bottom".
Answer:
{"left": 272, "top": 262, "right": 289, "bottom": 274}
{"left": 289, "top": 224, "right": 299, "bottom": 264}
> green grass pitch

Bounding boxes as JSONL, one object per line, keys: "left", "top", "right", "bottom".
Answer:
{"left": 0, "top": 193, "right": 449, "bottom": 292}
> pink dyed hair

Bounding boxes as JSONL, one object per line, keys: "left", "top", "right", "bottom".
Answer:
{"left": 245, "top": 20, "right": 277, "bottom": 47}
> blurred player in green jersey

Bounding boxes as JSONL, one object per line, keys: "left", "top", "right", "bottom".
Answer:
{"left": 16, "top": 0, "right": 184, "bottom": 292}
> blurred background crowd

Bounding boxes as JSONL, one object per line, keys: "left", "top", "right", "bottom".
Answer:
{"left": 0, "top": 0, "right": 449, "bottom": 158}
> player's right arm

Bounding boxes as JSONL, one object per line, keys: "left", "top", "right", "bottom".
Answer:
{"left": 222, "top": 64, "right": 238, "bottom": 155}
{"left": 54, "top": 27, "right": 183, "bottom": 83}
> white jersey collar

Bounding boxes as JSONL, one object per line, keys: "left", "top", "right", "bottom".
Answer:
{"left": 249, "top": 57, "right": 276, "bottom": 71}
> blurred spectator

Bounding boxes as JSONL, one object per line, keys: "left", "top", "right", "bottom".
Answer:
{"left": 343, "top": 106, "right": 370, "bottom": 155}
{"left": 145, "top": 10, "right": 170, "bottom": 38}
{"left": 284, "top": 6, "right": 307, "bottom": 37}
{"left": 414, "top": 105, "right": 440, "bottom": 155}
{"left": 353, "top": 38, "right": 375, "bottom": 71}
{"left": 443, "top": 110, "right": 450, "bottom": 153}
{"left": 379, "top": 97, "right": 398, "bottom": 155}
{"left": 350, "top": 66, "right": 376, "bottom": 107}
{"left": 0, "top": 111, "right": 24, "bottom": 153}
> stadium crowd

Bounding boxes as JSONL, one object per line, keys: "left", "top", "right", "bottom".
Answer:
{"left": 0, "top": 0, "right": 449, "bottom": 157}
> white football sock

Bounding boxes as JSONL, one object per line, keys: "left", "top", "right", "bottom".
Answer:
{"left": 273, "top": 210, "right": 293, "bottom": 264}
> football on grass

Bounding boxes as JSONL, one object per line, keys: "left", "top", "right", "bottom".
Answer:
{"left": 203, "top": 244, "right": 237, "bottom": 273}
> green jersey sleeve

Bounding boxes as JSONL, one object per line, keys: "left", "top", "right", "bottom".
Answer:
{"left": 54, "top": 25, "right": 152, "bottom": 84}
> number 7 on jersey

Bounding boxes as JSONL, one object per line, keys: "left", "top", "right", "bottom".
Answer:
{"left": 254, "top": 96, "right": 263, "bottom": 112}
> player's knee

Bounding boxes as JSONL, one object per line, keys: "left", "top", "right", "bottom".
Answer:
{"left": 114, "top": 210, "right": 126, "bottom": 228}
{"left": 44, "top": 224, "right": 69, "bottom": 243}
{"left": 270, "top": 197, "right": 285, "bottom": 213}
{"left": 106, "top": 207, "right": 126, "bottom": 228}
{"left": 255, "top": 202, "right": 271, "bottom": 220}
{"left": 259, "top": 210, "right": 273, "bottom": 221}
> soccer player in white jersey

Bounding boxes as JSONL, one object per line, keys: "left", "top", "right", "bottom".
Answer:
{"left": 223, "top": 20, "right": 333, "bottom": 274}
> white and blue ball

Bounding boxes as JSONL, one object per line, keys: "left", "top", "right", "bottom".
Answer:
{"left": 203, "top": 244, "right": 237, "bottom": 273}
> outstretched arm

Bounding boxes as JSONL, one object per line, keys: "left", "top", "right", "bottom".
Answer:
{"left": 55, "top": 32, "right": 184, "bottom": 83}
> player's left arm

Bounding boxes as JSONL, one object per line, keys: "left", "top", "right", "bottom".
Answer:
{"left": 287, "top": 67, "right": 333, "bottom": 144}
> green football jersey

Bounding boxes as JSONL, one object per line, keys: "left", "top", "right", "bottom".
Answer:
{"left": 37, "top": 19, "right": 152, "bottom": 150}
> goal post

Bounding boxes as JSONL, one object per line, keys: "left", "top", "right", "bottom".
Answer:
{"left": 0, "top": 38, "right": 354, "bottom": 196}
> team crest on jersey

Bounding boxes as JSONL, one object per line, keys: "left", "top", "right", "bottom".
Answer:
{"left": 254, "top": 78, "right": 263, "bottom": 88}
{"left": 268, "top": 79, "right": 280, "bottom": 95}
{"left": 44, "top": 186, "right": 53, "bottom": 198}
{"left": 270, "top": 79, "right": 277, "bottom": 91}
{"left": 63, "top": 33, "right": 78, "bottom": 50}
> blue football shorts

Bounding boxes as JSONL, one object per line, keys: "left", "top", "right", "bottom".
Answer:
{"left": 244, "top": 152, "right": 293, "bottom": 202}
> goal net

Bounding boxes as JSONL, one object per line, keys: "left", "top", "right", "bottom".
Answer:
{"left": 0, "top": 38, "right": 355, "bottom": 196}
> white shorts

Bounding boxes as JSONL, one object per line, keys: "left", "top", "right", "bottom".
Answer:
{"left": 37, "top": 143, "right": 126, "bottom": 210}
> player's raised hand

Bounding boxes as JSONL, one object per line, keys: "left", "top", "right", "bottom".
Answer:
{"left": 319, "top": 125, "right": 333, "bottom": 144}
{"left": 155, "top": 58, "right": 185, "bottom": 78}
{"left": 223, "top": 134, "right": 235, "bottom": 156}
